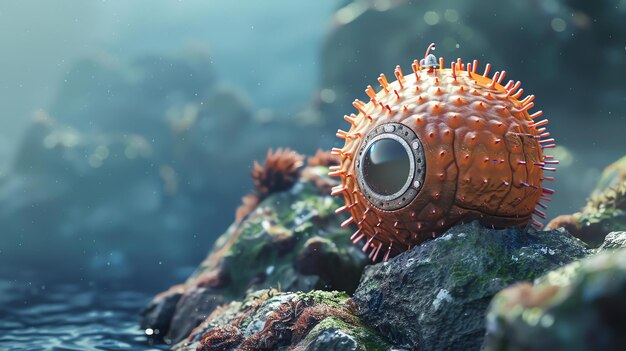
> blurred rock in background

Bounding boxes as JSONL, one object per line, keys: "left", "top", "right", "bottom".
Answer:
{"left": 0, "top": 49, "right": 326, "bottom": 287}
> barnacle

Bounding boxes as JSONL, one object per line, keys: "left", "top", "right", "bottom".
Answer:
{"left": 331, "top": 43, "right": 556, "bottom": 261}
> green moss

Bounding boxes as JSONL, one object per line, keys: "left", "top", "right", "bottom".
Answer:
{"left": 447, "top": 237, "right": 553, "bottom": 300}
{"left": 303, "top": 317, "right": 391, "bottom": 351}
{"left": 187, "top": 176, "right": 364, "bottom": 300}
{"left": 295, "top": 290, "right": 350, "bottom": 308}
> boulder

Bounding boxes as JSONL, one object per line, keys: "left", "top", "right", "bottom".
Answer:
{"left": 484, "top": 248, "right": 626, "bottom": 351}
{"left": 352, "top": 221, "right": 590, "bottom": 351}
{"left": 598, "top": 231, "right": 626, "bottom": 251}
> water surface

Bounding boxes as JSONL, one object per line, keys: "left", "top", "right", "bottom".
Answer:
{"left": 0, "top": 278, "right": 167, "bottom": 351}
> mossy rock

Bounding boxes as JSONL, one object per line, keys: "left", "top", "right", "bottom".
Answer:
{"left": 352, "top": 221, "right": 590, "bottom": 351}
{"left": 172, "top": 289, "right": 393, "bottom": 351}
{"left": 547, "top": 154, "right": 626, "bottom": 247}
{"left": 484, "top": 248, "right": 626, "bottom": 351}
{"left": 141, "top": 167, "right": 368, "bottom": 344}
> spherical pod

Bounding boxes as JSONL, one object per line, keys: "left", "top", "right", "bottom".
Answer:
{"left": 330, "top": 44, "right": 557, "bottom": 261}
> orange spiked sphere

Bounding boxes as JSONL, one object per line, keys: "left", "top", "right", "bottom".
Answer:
{"left": 331, "top": 43, "right": 556, "bottom": 262}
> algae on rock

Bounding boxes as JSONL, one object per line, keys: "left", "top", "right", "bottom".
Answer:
{"left": 352, "top": 221, "right": 590, "bottom": 351}
{"left": 172, "top": 289, "right": 392, "bottom": 351}
{"left": 141, "top": 163, "right": 368, "bottom": 344}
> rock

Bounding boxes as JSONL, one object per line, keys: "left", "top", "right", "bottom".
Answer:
{"left": 141, "top": 165, "right": 368, "bottom": 344}
{"left": 164, "top": 288, "right": 229, "bottom": 343}
{"left": 484, "top": 248, "right": 626, "bottom": 351}
{"left": 172, "top": 289, "right": 393, "bottom": 351}
{"left": 547, "top": 155, "right": 626, "bottom": 247}
{"left": 352, "top": 221, "right": 590, "bottom": 351}
{"left": 593, "top": 154, "right": 626, "bottom": 196}
{"left": 598, "top": 231, "right": 626, "bottom": 250}
{"left": 140, "top": 285, "right": 185, "bottom": 343}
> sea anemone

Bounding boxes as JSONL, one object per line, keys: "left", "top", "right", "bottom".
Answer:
{"left": 235, "top": 148, "right": 305, "bottom": 222}
{"left": 252, "top": 148, "right": 305, "bottom": 198}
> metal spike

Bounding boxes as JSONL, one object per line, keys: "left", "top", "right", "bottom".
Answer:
{"left": 489, "top": 71, "right": 501, "bottom": 88}
{"left": 515, "top": 102, "right": 534, "bottom": 113}
{"left": 341, "top": 216, "right": 354, "bottom": 228}
{"left": 365, "top": 85, "right": 377, "bottom": 100}
{"left": 352, "top": 99, "right": 366, "bottom": 115}
{"left": 373, "top": 243, "right": 383, "bottom": 261}
{"left": 483, "top": 63, "right": 492, "bottom": 77}
{"left": 531, "top": 119, "right": 549, "bottom": 128}
{"left": 351, "top": 229, "right": 364, "bottom": 243}
{"left": 411, "top": 60, "right": 420, "bottom": 80}
{"left": 497, "top": 70, "right": 506, "bottom": 83}
{"left": 336, "top": 129, "right": 348, "bottom": 139}
{"left": 378, "top": 74, "right": 390, "bottom": 92}
{"left": 330, "top": 186, "right": 346, "bottom": 196}
{"left": 512, "top": 89, "right": 525, "bottom": 99}
{"left": 328, "top": 169, "right": 345, "bottom": 177}
{"left": 383, "top": 242, "right": 393, "bottom": 262}
{"left": 529, "top": 111, "right": 543, "bottom": 119}
{"left": 506, "top": 81, "right": 521, "bottom": 96}
{"left": 343, "top": 114, "right": 357, "bottom": 126}
{"left": 394, "top": 65, "right": 405, "bottom": 89}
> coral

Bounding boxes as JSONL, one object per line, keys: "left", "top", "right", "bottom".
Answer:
{"left": 235, "top": 148, "right": 305, "bottom": 223}
{"left": 252, "top": 148, "right": 305, "bottom": 199}
{"left": 331, "top": 43, "right": 555, "bottom": 261}
{"left": 307, "top": 149, "right": 340, "bottom": 167}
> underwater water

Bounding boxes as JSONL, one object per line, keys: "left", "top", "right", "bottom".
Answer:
{"left": 1, "top": 0, "right": 625, "bottom": 350}
{"left": 0, "top": 279, "right": 166, "bottom": 350}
